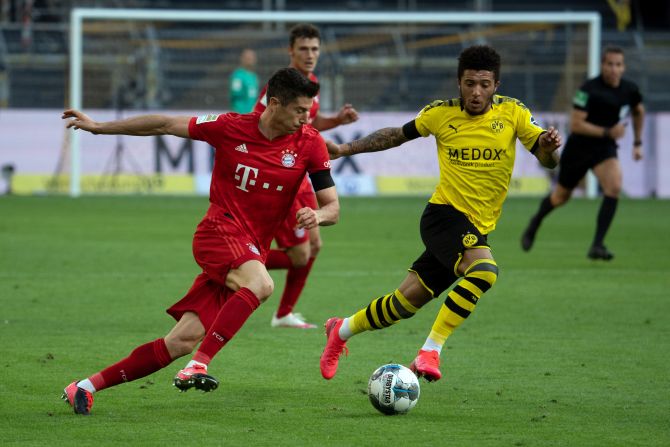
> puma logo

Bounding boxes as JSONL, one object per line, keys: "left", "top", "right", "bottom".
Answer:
{"left": 448, "top": 124, "right": 459, "bottom": 133}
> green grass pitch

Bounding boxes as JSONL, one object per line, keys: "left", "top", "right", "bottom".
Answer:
{"left": 1, "top": 195, "right": 668, "bottom": 446}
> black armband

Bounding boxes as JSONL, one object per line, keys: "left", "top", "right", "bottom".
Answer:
{"left": 309, "top": 169, "right": 335, "bottom": 191}
{"left": 402, "top": 120, "right": 421, "bottom": 140}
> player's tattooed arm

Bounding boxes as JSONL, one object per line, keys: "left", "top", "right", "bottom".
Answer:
{"left": 345, "top": 127, "right": 408, "bottom": 156}
{"left": 325, "top": 127, "right": 408, "bottom": 160}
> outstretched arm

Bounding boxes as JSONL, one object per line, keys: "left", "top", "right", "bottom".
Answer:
{"left": 62, "top": 109, "right": 191, "bottom": 138}
{"left": 532, "top": 126, "right": 562, "bottom": 169}
{"left": 312, "top": 104, "right": 359, "bottom": 131}
{"left": 326, "top": 127, "right": 409, "bottom": 160}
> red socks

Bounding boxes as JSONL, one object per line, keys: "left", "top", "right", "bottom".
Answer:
{"left": 265, "top": 250, "right": 292, "bottom": 269}
{"left": 192, "top": 287, "right": 260, "bottom": 365}
{"left": 276, "top": 257, "right": 315, "bottom": 318}
{"left": 89, "top": 338, "right": 172, "bottom": 391}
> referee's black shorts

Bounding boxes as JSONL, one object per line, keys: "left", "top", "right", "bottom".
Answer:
{"left": 558, "top": 136, "right": 618, "bottom": 189}
{"left": 409, "top": 203, "right": 489, "bottom": 297}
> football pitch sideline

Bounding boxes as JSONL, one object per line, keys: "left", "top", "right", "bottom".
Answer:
{"left": 0, "top": 196, "right": 668, "bottom": 446}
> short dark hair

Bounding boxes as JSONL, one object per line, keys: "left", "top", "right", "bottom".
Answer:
{"left": 458, "top": 45, "right": 501, "bottom": 81}
{"left": 602, "top": 45, "right": 624, "bottom": 61}
{"left": 289, "top": 23, "right": 321, "bottom": 47}
{"left": 267, "top": 67, "right": 320, "bottom": 106}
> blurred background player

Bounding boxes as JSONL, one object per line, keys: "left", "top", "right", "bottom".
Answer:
{"left": 229, "top": 48, "right": 259, "bottom": 113}
{"left": 60, "top": 68, "right": 340, "bottom": 415}
{"left": 255, "top": 23, "right": 359, "bottom": 329}
{"left": 319, "top": 45, "right": 562, "bottom": 381}
{"left": 521, "top": 46, "right": 645, "bottom": 260}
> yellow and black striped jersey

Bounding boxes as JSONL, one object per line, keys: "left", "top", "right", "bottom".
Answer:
{"left": 414, "top": 95, "right": 544, "bottom": 234}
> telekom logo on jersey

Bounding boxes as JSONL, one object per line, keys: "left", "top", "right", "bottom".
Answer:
{"left": 234, "top": 163, "right": 285, "bottom": 193}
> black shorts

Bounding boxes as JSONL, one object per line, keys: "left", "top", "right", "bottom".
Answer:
{"left": 558, "top": 136, "right": 618, "bottom": 189}
{"left": 409, "top": 203, "right": 489, "bottom": 297}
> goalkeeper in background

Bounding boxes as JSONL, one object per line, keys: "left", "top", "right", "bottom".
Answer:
{"left": 320, "top": 45, "right": 562, "bottom": 382}
{"left": 229, "top": 48, "right": 259, "bottom": 113}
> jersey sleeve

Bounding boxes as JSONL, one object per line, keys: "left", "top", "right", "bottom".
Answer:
{"left": 572, "top": 81, "right": 590, "bottom": 111}
{"left": 253, "top": 84, "right": 268, "bottom": 113}
{"left": 414, "top": 100, "right": 444, "bottom": 137}
{"left": 188, "top": 113, "right": 227, "bottom": 146}
{"left": 305, "top": 132, "right": 331, "bottom": 175}
{"left": 515, "top": 102, "right": 545, "bottom": 151}
{"left": 630, "top": 82, "right": 643, "bottom": 108}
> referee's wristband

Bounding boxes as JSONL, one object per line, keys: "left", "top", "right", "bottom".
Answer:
{"left": 634, "top": 139, "right": 642, "bottom": 146}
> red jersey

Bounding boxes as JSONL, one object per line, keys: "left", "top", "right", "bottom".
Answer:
{"left": 254, "top": 72, "right": 320, "bottom": 122}
{"left": 188, "top": 112, "right": 330, "bottom": 251}
{"left": 254, "top": 72, "right": 320, "bottom": 196}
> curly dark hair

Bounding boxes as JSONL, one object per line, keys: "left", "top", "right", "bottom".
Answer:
{"left": 457, "top": 45, "right": 501, "bottom": 81}
{"left": 267, "top": 67, "right": 320, "bottom": 106}
{"left": 289, "top": 23, "right": 321, "bottom": 47}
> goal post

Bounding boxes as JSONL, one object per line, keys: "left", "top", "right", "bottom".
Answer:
{"left": 68, "top": 8, "right": 601, "bottom": 197}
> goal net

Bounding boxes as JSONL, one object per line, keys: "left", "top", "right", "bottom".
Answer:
{"left": 61, "top": 9, "right": 600, "bottom": 196}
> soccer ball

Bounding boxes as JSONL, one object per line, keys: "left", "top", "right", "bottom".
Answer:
{"left": 367, "top": 364, "right": 420, "bottom": 415}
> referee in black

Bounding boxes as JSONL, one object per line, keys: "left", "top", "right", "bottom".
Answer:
{"left": 521, "top": 45, "right": 645, "bottom": 260}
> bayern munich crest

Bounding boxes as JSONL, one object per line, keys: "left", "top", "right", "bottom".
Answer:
{"left": 281, "top": 149, "right": 297, "bottom": 168}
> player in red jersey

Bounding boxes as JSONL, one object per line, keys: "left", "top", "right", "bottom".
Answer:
{"left": 59, "top": 67, "right": 340, "bottom": 415}
{"left": 255, "top": 23, "right": 358, "bottom": 329}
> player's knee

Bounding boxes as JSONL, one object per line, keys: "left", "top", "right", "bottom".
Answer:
{"left": 288, "top": 248, "right": 310, "bottom": 268}
{"left": 248, "top": 277, "right": 274, "bottom": 302}
{"left": 602, "top": 183, "right": 621, "bottom": 197}
{"left": 551, "top": 190, "right": 570, "bottom": 206}
{"left": 294, "top": 252, "right": 310, "bottom": 268}
{"left": 309, "top": 237, "right": 322, "bottom": 258}
{"left": 487, "top": 264, "right": 499, "bottom": 288}
{"left": 466, "top": 260, "right": 499, "bottom": 291}
{"left": 309, "top": 242, "right": 321, "bottom": 258}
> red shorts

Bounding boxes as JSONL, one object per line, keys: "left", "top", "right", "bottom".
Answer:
{"left": 166, "top": 215, "right": 265, "bottom": 329}
{"left": 274, "top": 186, "right": 318, "bottom": 249}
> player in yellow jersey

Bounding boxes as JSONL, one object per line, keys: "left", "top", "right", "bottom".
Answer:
{"left": 320, "top": 45, "right": 562, "bottom": 381}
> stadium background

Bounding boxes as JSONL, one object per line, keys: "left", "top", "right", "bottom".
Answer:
{"left": 1, "top": 2, "right": 669, "bottom": 446}
{"left": 1, "top": 0, "right": 669, "bottom": 197}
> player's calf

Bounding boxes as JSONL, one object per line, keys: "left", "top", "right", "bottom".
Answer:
{"left": 351, "top": 289, "right": 419, "bottom": 333}
{"left": 417, "top": 259, "right": 499, "bottom": 381}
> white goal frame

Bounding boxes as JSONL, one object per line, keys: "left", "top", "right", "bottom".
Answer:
{"left": 69, "top": 8, "right": 602, "bottom": 197}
